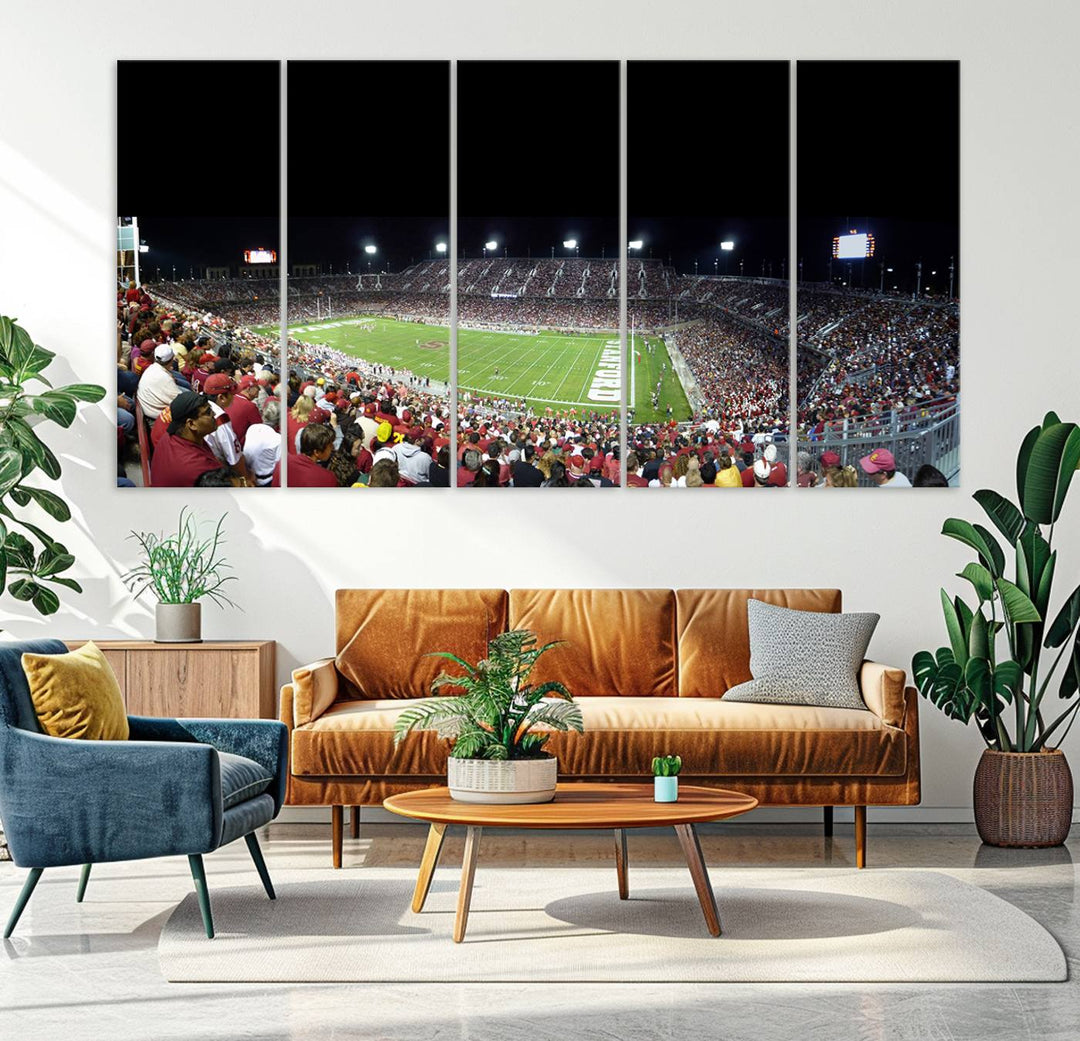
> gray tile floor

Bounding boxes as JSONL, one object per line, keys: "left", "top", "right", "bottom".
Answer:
{"left": 1, "top": 822, "right": 1078, "bottom": 1040}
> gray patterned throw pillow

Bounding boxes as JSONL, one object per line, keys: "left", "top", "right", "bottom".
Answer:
{"left": 722, "top": 599, "right": 879, "bottom": 710}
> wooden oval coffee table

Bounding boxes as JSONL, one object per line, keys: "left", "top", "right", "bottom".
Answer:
{"left": 384, "top": 782, "right": 758, "bottom": 942}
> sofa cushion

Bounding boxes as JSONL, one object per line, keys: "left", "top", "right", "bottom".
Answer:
{"left": 509, "top": 589, "right": 677, "bottom": 697}
{"left": 722, "top": 599, "right": 879, "bottom": 710}
{"left": 290, "top": 696, "right": 904, "bottom": 779}
{"left": 677, "top": 589, "right": 842, "bottom": 697}
{"left": 219, "top": 750, "right": 274, "bottom": 810}
{"left": 335, "top": 589, "right": 508, "bottom": 699}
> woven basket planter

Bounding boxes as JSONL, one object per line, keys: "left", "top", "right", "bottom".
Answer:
{"left": 447, "top": 756, "right": 557, "bottom": 804}
{"left": 973, "top": 748, "right": 1073, "bottom": 848}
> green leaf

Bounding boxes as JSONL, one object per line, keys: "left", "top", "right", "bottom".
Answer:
{"left": 31, "top": 392, "right": 77, "bottom": 428}
{"left": 968, "top": 611, "right": 990, "bottom": 660}
{"left": 995, "top": 660, "right": 1023, "bottom": 705}
{"left": 1060, "top": 632, "right": 1080, "bottom": 700}
{"left": 957, "top": 562, "right": 994, "bottom": 603}
{"left": 7, "top": 417, "right": 61, "bottom": 480}
{"left": 973, "top": 489, "right": 1030, "bottom": 544}
{"left": 54, "top": 383, "right": 106, "bottom": 403}
{"left": 1021, "top": 420, "right": 1080, "bottom": 524}
{"left": 996, "top": 578, "right": 1042, "bottom": 625}
{"left": 941, "top": 589, "right": 969, "bottom": 667}
{"left": 2, "top": 532, "right": 34, "bottom": 569}
{"left": 0, "top": 316, "right": 13, "bottom": 355}
{"left": 1016, "top": 423, "right": 1041, "bottom": 513}
{"left": 1046, "top": 583, "right": 1080, "bottom": 648}
{"left": 20, "top": 486, "right": 71, "bottom": 522}
{"left": 942, "top": 518, "right": 1005, "bottom": 577}
{"left": 31, "top": 586, "right": 59, "bottom": 615}
{"left": 8, "top": 578, "right": 39, "bottom": 602}
{"left": 0, "top": 447, "right": 21, "bottom": 496}
{"left": 36, "top": 550, "right": 74, "bottom": 576}
{"left": 43, "top": 574, "right": 82, "bottom": 593}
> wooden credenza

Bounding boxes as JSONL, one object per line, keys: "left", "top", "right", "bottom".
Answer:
{"left": 64, "top": 640, "right": 276, "bottom": 719}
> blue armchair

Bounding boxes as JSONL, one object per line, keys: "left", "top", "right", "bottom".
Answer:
{"left": 0, "top": 639, "right": 288, "bottom": 939}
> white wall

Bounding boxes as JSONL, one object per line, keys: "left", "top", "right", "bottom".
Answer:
{"left": 1, "top": 1, "right": 1078, "bottom": 821}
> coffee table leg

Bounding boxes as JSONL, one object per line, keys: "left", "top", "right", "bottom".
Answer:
{"left": 453, "top": 825, "right": 482, "bottom": 943}
{"left": 673, "top": 823, "right": 722, "bottom": 937}
{"left": 411, "top": 823, "right": 448, "bottom": 913}
{"left": 614, "top": 829, "right": 629, "bottom": 899}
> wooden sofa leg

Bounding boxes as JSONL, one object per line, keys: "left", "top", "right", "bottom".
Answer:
{"left": 854, "top": 806, "right": 867, "bottom": 868}
{"left": 823, "top": 806, "right": 834, "bottom": 838}
{"left": 332, "top": 805, "right": 344, "bottom": 869}
{"left": 350, "top": 806, "right": 361, "bottom": 839}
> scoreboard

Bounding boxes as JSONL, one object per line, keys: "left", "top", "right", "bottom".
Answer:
{"left": 832, "top": 231, "right": 875, "bottom": 260}
{"left": 244, "top": 248, "right": 277, "bottom": 264}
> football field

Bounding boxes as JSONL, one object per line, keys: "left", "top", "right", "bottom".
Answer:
{"left": 266, "top": 315, "right": 691, "bottom": 420}
{"left": 271, "top": 316, "right": 621, "bottom": 414}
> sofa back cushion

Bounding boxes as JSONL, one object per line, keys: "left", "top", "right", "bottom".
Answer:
{"left": 677, "top": 589, "right": 842, "bottom": 697}
{"left": 335, "top": 589, "right": 508, "bottom": 700}
{"left": 509, "top": 589, "right": 677, "bottom": 697}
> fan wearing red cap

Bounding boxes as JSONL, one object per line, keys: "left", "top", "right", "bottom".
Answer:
{"left": 859, "top": 448, "right": 912, "bottom": 488}
{"left": 209, "top": 372, "right": 263, "bottom": 448}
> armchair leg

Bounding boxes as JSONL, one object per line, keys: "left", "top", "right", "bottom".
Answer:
{"left": 823, "top": 806, "right": 834, "bottom": 838}
{"left": 4, "top": 868, "right": 43, "bottom": 939}
{"left": 77, "top": 864, "right": 92, "bottom": 903}
{"left": 350, "top": 806, "right": 361, "bottom": 839}
{"left": 332, "top": 805, "right": 343, "bottom": 869}
{"left": 855, "top": 806, "right": 867, "bottom": 869}
{"left": 244, "top": 832, "right": 276, "bottom": 900}
{"left": 188, "top": 854, "right": 215, "bottom": 939}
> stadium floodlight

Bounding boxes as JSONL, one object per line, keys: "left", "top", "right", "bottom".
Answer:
{"left": 139, "top": 244, "right": 149, "bottom": 253}
{"left": 485, "top": 241, "right": 498, "bottom": 251}
{"left": 364, "top": 245, "right": 377, "bottom": 255}
{"left": 563, "top": 239, "right": 577, "bottom": 249}
{"left": 628, "top": 240, "right": 643, "bottom": 250}
{"left": 435, "top": 242, "right": 447, "bottom": 253}
{"left": 720, "top": 241, "right": 735, "bottom": 251}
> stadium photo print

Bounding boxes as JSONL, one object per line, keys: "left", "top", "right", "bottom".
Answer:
{"left": 116, "top": 60, "right": 283, "bottom": 489}
{"left": 627, "top": 60, "right": 791, "bottom": 488}
{"left": 283, "top": 60, "right": 452, "bottom": 489}
{"left": 456, "top": 60, "right": 621, "bottom": 488}
{"left": 796, "top": 60, "right": 960, "bottom": 489}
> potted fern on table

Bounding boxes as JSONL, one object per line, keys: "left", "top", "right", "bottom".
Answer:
{"left": 913, "top": 411, "right": 1080, "bottom": 847}
{"left": 393, "top": 629, "right": 584, "bottom": 803}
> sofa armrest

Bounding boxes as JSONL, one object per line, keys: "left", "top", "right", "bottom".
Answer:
{"left": 128, "top": 716, "right": 288, "bottom": 814}
{"left": 859, "top": 660, "right": 907, "bottom": 728}
{"left": 0, "top": 727, "right": 221, "bottom": 868}
{"left": 289, "top": 657, "right": 339, "bottom": 726}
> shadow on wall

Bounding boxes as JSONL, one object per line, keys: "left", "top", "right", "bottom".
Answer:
{"left": 0, "top": 352, "right": 327, "bottom": 695}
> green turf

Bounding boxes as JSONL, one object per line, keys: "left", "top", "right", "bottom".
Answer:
{"left": 629, "top": 334, "right": 692, "bottom": 423}
{"left": 267, "top": 315, "right": 623, "bottom": 415}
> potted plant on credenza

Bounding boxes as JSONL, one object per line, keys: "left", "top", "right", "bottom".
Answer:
{"left": 913, "top": 411, "right": 1080, "bottom": 847}
{"left": 393, "top": 629, "right": 584, "bottom": 803}
{"left": 124, "top": 508, "right": 237, "bottom": 643}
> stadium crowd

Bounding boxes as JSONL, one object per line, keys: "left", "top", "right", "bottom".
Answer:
{"left": 116, "top": 282, "right": 281, "bottom": 488}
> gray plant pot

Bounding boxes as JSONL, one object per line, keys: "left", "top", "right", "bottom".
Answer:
{"left": 155, "top": 602, "right": 202, "bottom": 643}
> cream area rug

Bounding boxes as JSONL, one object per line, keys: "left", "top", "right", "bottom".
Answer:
{"left": 158, "top": 867, "right": 1066, "bottom": 983}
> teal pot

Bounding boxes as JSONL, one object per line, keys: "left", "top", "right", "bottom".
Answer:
{"left": 654, "top": 776, "right": 678, "bottom": 802}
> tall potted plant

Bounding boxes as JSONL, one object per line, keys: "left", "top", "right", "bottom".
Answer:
{"left": 393, "top": 629, "right": 584, "bottom": 803}
{"left": 0, "top": 315, "right": 105, "bottom": 861}
{"left": 913, "top": 411, "right": 1080, "bottom": 847}
{"left": 124, "top": 509, "right": 237, "bottom": 643}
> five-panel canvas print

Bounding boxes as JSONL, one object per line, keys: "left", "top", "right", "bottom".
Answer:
{"left": 116, "top": 59, "right": 959, "bottom": 490}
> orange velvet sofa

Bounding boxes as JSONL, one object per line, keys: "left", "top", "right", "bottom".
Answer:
{"left": 280, "top": 588, "right": 920, "bottom": 867}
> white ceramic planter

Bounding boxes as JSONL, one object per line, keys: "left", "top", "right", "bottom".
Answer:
{"left": 155, "top": 602, "right": 202, "bottom": 643}
{"left": 447, "top": 756, "right": 558, "bottom": 804}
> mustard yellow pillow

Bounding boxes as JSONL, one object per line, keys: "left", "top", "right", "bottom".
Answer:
{"left": 22, "top": 641, "right": 129, "bottom": 741}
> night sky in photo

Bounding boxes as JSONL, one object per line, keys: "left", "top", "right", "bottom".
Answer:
{"left": 457, "top": 61, "right": 619, "bottom": 259}
{"left": 798, "top": 60, "right": 960, "bottom": 291}
{"left": 628, "top": 61, "right": 790, "bottom": 276}
{"left": 117, "top": 60, "right": 279, "bottom": 220}
{"left": 288, "top": 61, "right": 450, "bottom": 273}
